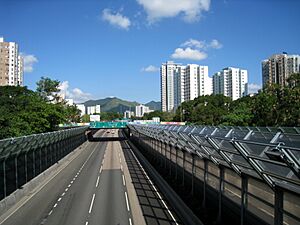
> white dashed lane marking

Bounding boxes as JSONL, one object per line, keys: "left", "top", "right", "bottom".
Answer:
{"left": 124, "top": 192, "right": 130, "bottom": 212}
{"left": 88, "top": 194, "right": 96, "bottom": 214}
{"left": 96, "top": 176, "right": 100, "bottom": 187}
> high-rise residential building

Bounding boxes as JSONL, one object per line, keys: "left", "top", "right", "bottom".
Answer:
{"left": 184, "top": 64, "right": 212, "bottom": 101}
{"left": 161, "top": 61, "right": 180, "bottom": 112}
{"left": 262, "top": 53, "right": 300, "bottom": 87}
{"left": 124, "top": 110, "right": 134, "bottom": 119}
{"left": 65, "top": 98, "right": 74, "bottom": 106}
{"left": 95, "top": 105, "right": 101, "bottom": 114}
{"left": 213, "top": 67, "right": 248, "bottom": 100}
{"left": 87, "top": 105, "right": 101, "bottom": 115}
{"left": 0, "top": 37, "right": 23, "bottom": 86}
{"left": 160, "top": 61, "right": 212, "bottom": 112}
{"left": 135, "top": 104, "right": 153, "bottom": 117}
{"left": 76, "top": 104, "right": 86, "bottom": 117}
{"left": 174, "top": 65, "right": 185, "bottom": 110}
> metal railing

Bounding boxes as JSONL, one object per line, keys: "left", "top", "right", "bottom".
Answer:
{"left": 127, "top": 124, "right": 300, "bottom": 225}
{"left": 0, "top": 126, "right": 88, "bottom": 200}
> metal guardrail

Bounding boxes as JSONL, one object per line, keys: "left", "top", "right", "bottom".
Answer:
{"left": 127, "top": 124, "right": 300, "bottom": 225}
{"left": 0, "top": 126, "right": 89, "bottom": 199}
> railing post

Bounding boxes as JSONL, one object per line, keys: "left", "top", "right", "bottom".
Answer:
{"left": 182, "top": 151, "right": 186, "bottom": 186}
{"left": 164, "top": 143, "right": 167, "bottom": 171}
{"left": 169, "top": 145, "right": 172, "bottom": 176}
{"left": 274, "top": 186, "right": 283, "bottom": 225}
{"left": 217, "top": 166, "right": 225, "bottom": 224}
{"left": 191, "top": 154, "right": 195, "bottom": 196}
{"left": 175, "top": 147, "right": 178, "bottom": 181}
{"left": 241, "top": 174, "right": 248, "bottom": 225}
{"left": 202, "top": 159, "right": 208, "bottom": 208}
{"left": 24, "top": 153, "right": 28, "bottom": 182}
{"left": 3, "top": 160, "right": 6, "bottom": 198}
{"left": 15, "top": 156, "right": 18, "bottom": 189}
{"left": 39, "top": 148, "right": 42, "bottom": 173}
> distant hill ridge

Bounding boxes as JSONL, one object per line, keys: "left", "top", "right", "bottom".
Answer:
{"left": 83, "top": 97, "right": 161, "bottom": 113}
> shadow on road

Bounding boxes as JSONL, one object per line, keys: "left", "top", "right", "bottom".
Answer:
{"left": 89, "top": 136, "right": 127, "bottom": 142}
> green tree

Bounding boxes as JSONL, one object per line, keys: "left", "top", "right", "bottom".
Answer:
{"left": 174, "top": 95, "right": 231, "bottom": 125}
{"left": 143, "top": 111, "right": 175, "bottom": 121}
{"left": 0, "top": 86, "right": 66, "bottom": 139}
{"left": 64, "top": 104, "right": 81, "bottom": 123}
{"left": 36, "top": 76, "right": 60, "bottom": 102}
{"left": 222, "top": 96, "right": 253, "bottom": 126}
{"left": 81, "top": 114, "right": 90, "bottom": 123}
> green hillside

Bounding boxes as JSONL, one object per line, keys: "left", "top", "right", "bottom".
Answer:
{"left": 83, "top": 97, "right": 139, "bottom": 113}
{"left": 145, "top": 101, "right": 161, "bottom": 111}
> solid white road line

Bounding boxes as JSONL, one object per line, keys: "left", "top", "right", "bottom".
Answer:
{"left": 124, "top": 192, "right": 130, "bottom": 212}
{"left": 88, "top": 194, "right": 96, "bottom": 214}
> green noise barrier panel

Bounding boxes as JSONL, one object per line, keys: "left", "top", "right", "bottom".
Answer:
{"left": 0, "top": 126, "right": 89, "bottom": 200}
{"left": 126, "top": 124, "right": 300, "bottom": 225}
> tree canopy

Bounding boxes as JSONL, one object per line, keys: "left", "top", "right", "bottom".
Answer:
{"left": 0, "top": 77, "right": 81, "bottom": 139}
{"left": 173, "top": 73, "right": 300, "bottom": 127}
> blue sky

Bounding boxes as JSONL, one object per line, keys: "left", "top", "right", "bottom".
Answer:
{"left": 1, "top": 0, "right": 299, "bottom": 103}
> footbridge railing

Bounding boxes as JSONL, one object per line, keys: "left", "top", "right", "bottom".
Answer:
{"left": 0, "top": 126, "right": 89, "bottom": 200}
{"left": 126, "top": 124, "right": 300, "bottom": 225}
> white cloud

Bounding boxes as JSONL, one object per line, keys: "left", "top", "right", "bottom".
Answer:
{"left": 172, "top": 38, "right": 222, "bottom": 60}
{"left": 58, "top": 81, "right": 92, "bottom": 103}
{"left": 141, "top": 65, "right": 159, "bottom": 72}
{"left": 181, "top": 39, "right": 205, "bottom": 49}
{"left": 181, "top": 38, "right": 223, "bottom": 50}
{"left": 102, "top": 9, "right": 131, "bottom": 30}
{"left": 171, "top": 47, "right": 207, "bottom": 60}
{"left": 209, "top": 39, "right": 223, "bottom": 49}
{"left": 21, "top": 53, "right": 38, "bottom": 73}
{"left": 136, "top": 0, "right": 211, "bottom": 23}
{"left": 248, "top": 83, "right": 261, "bottom": 94}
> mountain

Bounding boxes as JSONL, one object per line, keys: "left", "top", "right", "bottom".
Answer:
{"left": 83, "top": 97, "right": 139, "bottom": 113}
{"left": 145, "top": 101, "right": 161, "bottom": 111}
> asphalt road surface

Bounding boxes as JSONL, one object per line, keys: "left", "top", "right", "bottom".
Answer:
{"left": 0, "top": 130, "right": 137, "bottom": 225}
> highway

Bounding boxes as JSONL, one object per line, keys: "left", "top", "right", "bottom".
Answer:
{"left": 0, "top": 130, "right": 143, "bottom": 225}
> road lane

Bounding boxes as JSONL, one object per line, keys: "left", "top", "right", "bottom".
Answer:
{"left": 0, "top": 129, "right": 147, "bottom": 225}
{"left": 88, "top": 137, "right": 131, "bottom": 225}
{"left": 0, "top": 130, "right": 106, "bottom": 225}
{"left": 41, "top": 131, "right": 107, "bottom": 225}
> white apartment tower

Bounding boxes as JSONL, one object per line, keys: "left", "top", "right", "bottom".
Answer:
{"left": 184, "top": 64, "right": 212, "bottom": 101}
{"left": 174, "top": 65, "right": 185, "bottom": 109}
{"left": 161, "top": 62, "right": 212, "bottom": 112}
{"left": 161, "top": 61, "right": 179, "bottom": 112}
{"left": 213, "top": 67, "right": 248, "bottom": 100}
{"left": 76, "top": 104, "right": 86, "bottom": 117}
{"left": 262, "top": 53, "right": 300, "bottom": 87}
{"left": 0, "top": 37, "right": 24, "bottom": 86}
{"left": 135, "top": 104, "right": 153, "bottom": 117}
